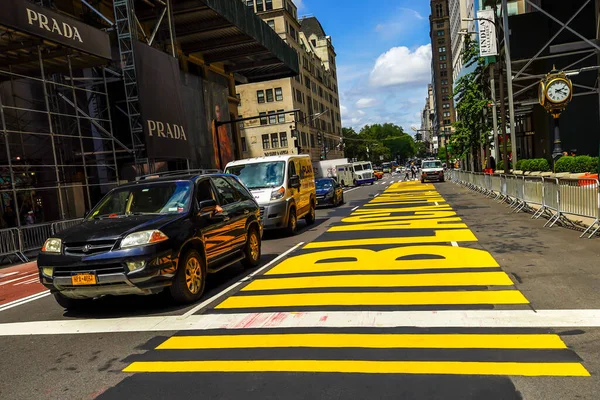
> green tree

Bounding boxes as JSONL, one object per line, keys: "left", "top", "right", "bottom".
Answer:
{"left": 438, "top": 146, "right": 447, "bottom": 163}
{"left": 451, "top": 36, "right": 492, "bottom": 171}
{"left": 415, "top": 141, "right": 428, "bottom": 158}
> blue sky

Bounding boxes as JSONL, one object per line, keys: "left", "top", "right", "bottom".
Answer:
{"left": 297, "top": 0, "right": 433, "bottom": 134}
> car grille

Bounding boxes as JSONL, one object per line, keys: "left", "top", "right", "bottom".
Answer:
{"left": 53, "top": 263, "right": 125, "bottom": 277}
{"left": 64, "top": 239, "right": 118, "bottom": 256}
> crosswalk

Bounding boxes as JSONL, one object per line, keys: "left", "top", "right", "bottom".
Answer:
{"left": 123, "top": 181, "right": 589, "bottom": 378}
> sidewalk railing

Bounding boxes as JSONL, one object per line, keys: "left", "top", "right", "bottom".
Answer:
{"left": 0, "top": 218, "right": 83, "bottom": 263}
{"left": 449, "top": 170, "right": 600, "bottom": 238}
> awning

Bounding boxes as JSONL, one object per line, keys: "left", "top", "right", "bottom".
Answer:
{"left": 0, "top": 0, "right": 111, "bottom": 77}
{"left": 137, "top": 0, "right": 299, "bottom": 83}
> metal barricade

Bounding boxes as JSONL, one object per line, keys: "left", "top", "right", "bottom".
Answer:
{"left": 504, "top": 175, "right": 519, "bottom": 207}
{"left": 541, "top": 177, "right": 561, "bottom": 227}
{"left": 522, "top": 176, "right": 544, "bottom": 217}
{"left": 557, "top": 178, "right": 600, "bottom": 237}
{"left": 19, "top": 223, "right": 53, "bottom": 253}
{"left": 490, "top": 174, "right": 502, "bottom": 199}
{"left": 0, "top": 228, "right": 26, "bottom": 262}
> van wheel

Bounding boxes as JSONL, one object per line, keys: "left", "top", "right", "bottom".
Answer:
{"left": 170, "top": 249, "right": 206, "bottom": 304}
{"left": 353, "top": 179, "right": 358, "bottom": 186}
{"left": 305, "top": 201, "right": 316, "bottom": 225}
{"left": 286, "top": 207, "right": 297, "bottom": 235}
{"left": 242, "top": 226, "right": 261, "bottom": 268}
{"left": 53, "top": 292, "right": 92, "bottom": 310}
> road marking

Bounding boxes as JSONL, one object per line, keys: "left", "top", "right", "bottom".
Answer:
{"left": 351, "top": 206, "right": 359, "bottom": 211}
{"left": 157, "top": 333, "right": 567, "bottom": 350}
{"left": 14, "top": 278, "right": 40, "bottom": 286}
{"left": 0, "top": 273, "right": 38, "bottom": 286}
{"left": 242, "top": 272, "right": 515, "bottom": 291}
{"left": 344, "top": 187, "right": 360, "bottom": 194}
{"left": 0, "top": 290, "right": 50, "bottom": 313}
{"left": 303, "top": 229, "right": 478, "bottom": 249}
{"left": 215, "top": 290, "right": 529, "bottom": 309}
{"left": 123, "top": 360, "right": 589, "bottom": 376}
{"left": 0, "top": 272, "right": 18, "bottom": 279}
{"left": 451, "top": 241, "right": 459, "bottom": 247}
{"left": 179, "top": 242, "right": 304, "bottom": 319}
{"left": 5, "top": 309, "right": 600, "bottom": 336}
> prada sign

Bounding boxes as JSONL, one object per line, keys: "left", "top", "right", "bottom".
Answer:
{"left": 134, "top": 41, "right": 191, "bottom": 160}
{"left": 0, "top": 0, "right": 111, "bottom": 59}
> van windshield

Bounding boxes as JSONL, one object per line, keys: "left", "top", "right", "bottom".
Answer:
{"left": 226, "top": 161, "right": 286, "bottom": 190}
{"left": 353, "top": 164, "right": 363, "bottom": 172}
{"left": 362, "top": 163, "right": 372, "bottom": 170}
{"left": 423, "top": 160, "right": 443, "bottom": 169}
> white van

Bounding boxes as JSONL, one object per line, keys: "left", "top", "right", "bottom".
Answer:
{"left": 335, "top": 162, "right": 375, "bottom": 186}
{"left": 225, "top": 155, "right": 316, "bottom": 235}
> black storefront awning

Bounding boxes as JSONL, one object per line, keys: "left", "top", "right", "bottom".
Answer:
{"left": 0, "top": 0, "right": 111, "bottom": 77}
{"left": 138, "top": 0, "right": 299, "bottom": 83}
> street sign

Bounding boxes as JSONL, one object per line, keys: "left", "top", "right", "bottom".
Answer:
{"left": 478, "top": 10, "right": 498, "bottom": 57}
{"left": 379, "top": 155, "right": 384, "bottom": 161}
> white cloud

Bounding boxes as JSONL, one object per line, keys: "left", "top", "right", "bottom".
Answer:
{"left": 355, "top": 98, "right": 377, "bottom": 108}
{"left": 294, "top": 0, "right": 305, "bottom": 12}
{"left": 374, "top": 8, "right": 427, "bottom": 40}
{"left": 399, "top": 7, "right": 424, "bottom": 20}
{"left": 369, "top": 44, "right": 432, "bottom": 88}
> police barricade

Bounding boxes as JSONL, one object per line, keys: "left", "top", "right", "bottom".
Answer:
{"left": 0, "top": 228, "right": 27, "bottom": 263}
{"left": 541, "top": 177, "right": 561, "bottom": 227}
{"left": 490, "top": 174, "right": 502, "bottom": 199}
{"left": 557, "top": 178, "right": 600, "bottom": 238}
{"left": 504, "top": 175, "right": 519, "bottom": 207}
{"left": 19, "top": 222, "right": 53, "bottom": 253}
{"left": 522, "top": 176, "right": 544, "bottom": 216}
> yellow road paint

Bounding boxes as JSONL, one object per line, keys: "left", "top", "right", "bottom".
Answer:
{"left": 354, "top": 205, "right": 452, "bottom": 214}
{"left": 303, "top": 229, "right": 478, "bottom": 249}
{"left": 215, "top": 290, "right": 529, "bottom": 309}
{"left": 123, "top": 360, "right": 590, "bottom": 376}
{"left": 243, "top": 272, "right": 514, "bottom": 291}
{"left": 270, "top": 245, "right": 496, "bottom": 275}
{"left": 157, "top": 333, "right": 567, "bottom": 350}
{"left": 342, "top": 212, "right": 457, "bottom": 223}
{"left": 328, "top": 218, "right": 467, "bottom": 232}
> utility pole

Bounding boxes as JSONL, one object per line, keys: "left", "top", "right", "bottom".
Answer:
{"left": 498, "top": 64, "right": 509, "bottom": 173}
{"left": 489, "top": 63, "right": 500, "bottom": 166}
{"left": 501, "top": 0, "right": 518, "bottom": 167}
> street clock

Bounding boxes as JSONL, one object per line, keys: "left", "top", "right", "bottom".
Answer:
{"left": 538, "top": 68, "right": 573, "bottom": 117}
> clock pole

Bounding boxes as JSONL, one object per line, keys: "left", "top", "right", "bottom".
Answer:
{"left": 551, "top": 113, "right": 563, "bottom": 161}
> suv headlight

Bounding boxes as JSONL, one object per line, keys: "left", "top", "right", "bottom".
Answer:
{"left": 271, "top": 187, "right": 285, "bottom": 200}
{"left": 121, "top": 230, "right": 169, "bottom": 249}
{"left": 41, "top": 238, "right": 62, "bottom": 253}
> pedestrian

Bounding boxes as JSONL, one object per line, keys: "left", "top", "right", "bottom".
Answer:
{"left": 25, "top": 210, "right": 34, "bottom": 225}
{"left": 489, "top": 156, "right": 496, "bottom": 171}
{"left": 404, "top": 168, "right": 410, "bottom": 182}
{"left": 410, "top": 164, "right": 417, "bottom": 180}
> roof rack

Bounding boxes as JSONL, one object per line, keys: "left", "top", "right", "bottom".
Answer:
{"left": 135, "top": 169, "right": 222, "bottom": 181}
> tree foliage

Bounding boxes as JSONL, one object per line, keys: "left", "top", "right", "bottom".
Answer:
{"left": 451, "top": 36, "right": 492, "bottom": 166}
{"left": 342, "top": 123, "right": 416, "bottom": 163}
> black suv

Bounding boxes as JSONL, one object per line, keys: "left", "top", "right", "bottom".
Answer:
{"left": 37, "top": 172, "right": 262, "bottom": 309}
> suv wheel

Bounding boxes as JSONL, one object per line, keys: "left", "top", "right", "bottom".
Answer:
{"left": 170, "top": 249, "right": 206, "bottom": 304}
{"left": 242, "top": 226, "right": 261, "bottom": 268}
{"left": 305, "top": 201, "right": 316, "bottom": 225}
{"left": 53, "top": 292, "right": 92, "bottom": 310}
{"left": 286, "top": 207, "right": 297, "bottom": 236}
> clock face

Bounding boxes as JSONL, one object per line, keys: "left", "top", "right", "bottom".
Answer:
{"left": 546, "top": 79, "right": 571, "bottom": 103}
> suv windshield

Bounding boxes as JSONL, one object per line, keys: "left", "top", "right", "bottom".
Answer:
{"left": 423, "top": 161, "right": 443, "bottom": 169}
{"left": 226, "top": 161, "right": 285, "bottom": 189}
{"left": 88, "top": 181, "right": 192, "bottom": 220}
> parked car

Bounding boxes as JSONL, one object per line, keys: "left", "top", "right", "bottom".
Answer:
{"left": 421, "top": 159, "right": 445, "bottom": 183}
{"left": 315, "top": 178, "right": 344, "bottom": 207}
{"left": 38, "top": 172, "right": 262, "bottom": 310}
{"left": 225, "top": 155, "right": 316, "bottom": 235}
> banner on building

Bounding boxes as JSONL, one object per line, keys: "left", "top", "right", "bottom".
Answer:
{"left": 1, "top": 0, "right": 111, "bottom": 59}
{"left": 477, "top": 10, "right": 498, "bottom": 57}
{"left": 134, "top": 41, "right": 191, "bottom": 160}
{"left": 203, "top": 78, "right": 235, "bottom": 170}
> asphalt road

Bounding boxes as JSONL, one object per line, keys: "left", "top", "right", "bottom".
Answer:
{"left": 1, "top": 174, "right": 599, "bottom": 400}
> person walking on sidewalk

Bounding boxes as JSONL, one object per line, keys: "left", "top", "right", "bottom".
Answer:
{"left": 403, "top": 167, "right": 411, "bottom": 182}
{"left": 410, "top": 164, "right": 417, "bottom": 180}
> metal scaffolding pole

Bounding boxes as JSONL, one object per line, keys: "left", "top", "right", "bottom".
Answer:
{"left": 103, "top": 68, "right": 120, "bottom": 184}
{"left": 0, "top": 91, "right": 21, "bottom": 228}
{"left": 489, "top": 63, "right": 500, "bottom": 164}
{"left": 38, "top": 45, "right": 66, "bottom": 220}
{"left": 501, "top": 0, "right": 518, "bottom": 167}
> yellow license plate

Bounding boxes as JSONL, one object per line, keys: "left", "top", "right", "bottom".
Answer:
{"left": 71, "top": 273, "right": 97, "bottom": 285}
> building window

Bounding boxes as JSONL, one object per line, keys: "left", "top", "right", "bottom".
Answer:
{"left": 267, "top": 19, "right": 275, "bottom": 30}
{"left": 440, "top": 70, "right": 448, "bottom": 77}
{"left": 440, "top": 55, "right": 447, "bottom": 61}
{"left": 277, "top": 109, "right": 285, "bottom": 123}
{"left": 329, "top": 93, "right": 333, "bottom": 103}
{"left": 290, "top": 26, "right": 297, "bottom": 41}
{"left": 310, "top": 133, "right": 315, "bottom": 148}
{"left": 334, "top": 99, "right": 338, "bottom": 107}
{"left": 439, "top": 47, "right": 446, "bottom": 53}
{"left": 262, "top": 134, "right": 270, "bottom": 149}
{"left": 236, "top": 93, "right": 241, "bottom": 106}
{"left": 268, "top": 111, "right": 276, "bottom": 124}
{"left": 265, "top": 0, "right": 273, "bottom": 11}
{"left": 246, "top": 0, "right": 254, "bottom": 9}
{"left": 436, "top": 30, "right": 445, "bottom": 37}
{"left": 444, "top": 119, "right": 451, "bottom": 124}
{"left": 441, "top": 87, "right": 449, "bottom": 94}
{"left": 443, "top": 103, "right": 450, "bottom": 109}
{"left": 257, "top": 90, "right": 265, "bottom": 103}
{"left": 442, "top": 95, "right": 450, "bottom": 101}
{"left": 305, "top": 76, "right": 311, "bottom": 89}
{"left": 440, "top": 63, "right": 447, "bottom": 69}
{"left": 312, "top": 82, "right": 317, "bottom": 94}
{"left": 275, "top": 87, "right": 283, "bottom": 101}
{"left": 437, "top": 38, "right": 445, "bottom": 45}
{"left": 435, "top": 4, "right": 444, "bottom": 17}
{"left": 271, "top": 133, "right": 279, "bottom": 148}
{"left": 266, "top": 89, "right": 274, "bottom": 102}
{"left": 441, "top": 79, "right": 448, "bottom": 85}
{"left": 436, "top": 22, "right": 444, "bottom": 28}
{"left": 443, "top": 111, "right": 451, "bottom": 117}
{"left": 280, "top": 132, "right": 288, "bottom": 147}
{"left": 259, "top": 112, "right": 267, "bottom": 125}
{"left": 241, "top": 137, "right": 247, "bottom": 152}
{"left": 336, "top": 112, "right": 340, "bottom": 122}
{"left": 295, "top": 89, "right": 302, "bottom": 103}
{"left": 256, "top": 0, "right": 264, "bottom": 12}
{"left": 301, "top": 132, "right": 307, "bottom": 147}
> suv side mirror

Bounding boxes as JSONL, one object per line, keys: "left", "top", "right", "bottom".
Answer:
{"left": 289, "top": 175, "right": 301, "bottom": 189}
{"left": 198, "top": 199, "right": 218, "bottom": 214}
